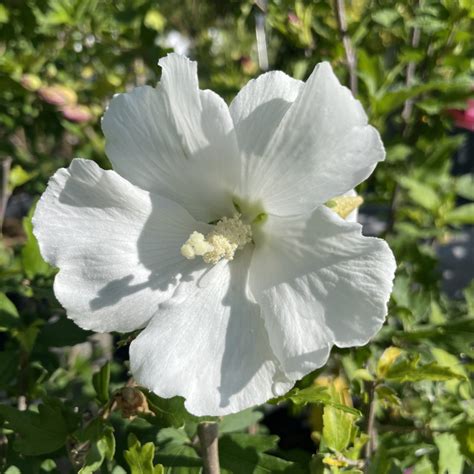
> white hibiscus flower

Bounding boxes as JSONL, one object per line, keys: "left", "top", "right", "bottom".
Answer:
{"left": 33, "top": 54, "right": 396, "bottom": 416}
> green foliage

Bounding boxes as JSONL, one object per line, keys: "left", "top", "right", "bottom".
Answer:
{"left": 1, "top": 0, "right": 473, "bottom": 472}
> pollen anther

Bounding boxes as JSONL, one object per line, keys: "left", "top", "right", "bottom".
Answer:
{"left": 181, "top": 214, "right": 252, "bottom": 265}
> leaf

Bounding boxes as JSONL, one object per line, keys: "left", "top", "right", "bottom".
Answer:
{"left": 445, "top": 204, "right": 474, "bottom": 225}
{"left": 412, "top": 456, "right": 435, "bottom": 474}
{"left": 79, "top": 427, "right": 115, "bottom": 474}
{"left": 21, "top": 206, "right": 52, "bottom": 279}
{"left": 0, "top": 292, "right": 20, "bottom": 331}
{"left": 92, "top": 361, "right": 110, "bottom": 404}
{"left": 142, "top": 390, "right": 197, "bottom": 428}
{"left": 377, "top": 347, "right": 403, "bottom": 379}
{"left": 144, "top": 9, "right": 166, "bottom": 32}
{"left": 384, "top": 353, "right": 466, "bottom": 383}
{"left": 434, "top": 433, "right": 464, "bottom": 474}
{"left": 376, "top": 385, "right": 401, "bottom": 407}
{"left": 37, "top": 317, "right": 91, "bottom": 347}
{"left": 399, "top": 177, "right": 440, "bottom": 211}
{"left": 372, "top": 9, "right": 399, "bottom": 27}
{"left": 155, "top": 443, "right": 202, "bottom": 473}
{"left": 219, "top": 408, "right": 263, "bottom": 434}
{"left": 124, "top": 433, "right": 163, "bottom": 474}
{"left": 9, "top": 165, "right": 36, "bottom": 191}
{"left": 322, "top": 405, "right": 356, "bottom": 453}
{"left": 455, "top": 175, "right": 474, "bottom": 201}
{"left": 219, "top": 433, "right": 305, "bottom": 474}
{"left": 373, "top": 79, "right": 471, "bottom": 115}
{"left": 0, "top": 400, "right": 75, "bottom": 455}
{"left": 274, "top": 385, "right": 361, "bottom": 416}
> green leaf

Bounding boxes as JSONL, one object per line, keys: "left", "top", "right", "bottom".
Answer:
{"left": 373, "top": 79, "right": 471, "bottom": 115}
{"left": 79, "top": 427, "right": 115, "bottom": 474}
{"left": 0, "top": 400, "right": 75, "bottom": 455}
{"left": 455, "top": 175, "right": 474, "bottom": 200}
{"left": 274, "top": 385, "right": 361, "bottom": 416}
{"left": 322, "top": 405, "right": 356, "bottom": 453}
{"left": 142, "top": 390, "right": 197, "bottom": 428}
{"left": 37, "top": 317, "right": 91, "bottom": 347}
{"left": 399, "top": 177, "right": 441, "bottom": 211}
{"left": 372, "top": 9, "right": 399, "bottom": 27}
{"left": 0, "top": 292, "right": 20, "bottom": 331}
{"left": 445, "top": 204, "right": 474, "bottom": 225}
{"left": 124, "top": 433, "right": 163, "bottom": 474}
{"left": 219, "top": 408, "right": 263, "bottom": 433}
{"left": 155, "top": 443, "right": 202, "bottom": 473}
{"left": 92, "top": 361, "right": 110, "bottom": 404}
{"left": 144, "top": 9, "right": 166, "bottom": 32}
{"left": 434, "top": 433, "right": 464, "bottom": 474}
{"left": 384, "top": 353, "right": 466, "bottom": 383}
{"left": 412, "top": 456, "right": 434, "bottom": 474}
{"left": 21, "top": 206, "right": 52, "bottom": 279}
{"left": 9, "top": 165, "right": 36, "bottom": 191}
{"left": 219, "top": 433, "right": 305, "bottom": 474}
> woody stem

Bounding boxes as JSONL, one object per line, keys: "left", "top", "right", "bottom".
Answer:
{"left": 198, "top": 422, "right": 220, "bottom": 474}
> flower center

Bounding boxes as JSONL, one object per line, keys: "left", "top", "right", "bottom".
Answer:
{"left": 180, "top": 213, "right": 252, "bottom": 265}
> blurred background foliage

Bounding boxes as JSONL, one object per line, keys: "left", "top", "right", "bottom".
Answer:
{"left": 0, "top": 0, "right": 474, "bottom": 473}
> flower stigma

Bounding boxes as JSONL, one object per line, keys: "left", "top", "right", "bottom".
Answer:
{"left": 180, "top": 213, "right": 253, "bottom": 264}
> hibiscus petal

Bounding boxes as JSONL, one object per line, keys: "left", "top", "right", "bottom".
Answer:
{"left": 238, "top": 62, "right": 384, "bottom": 215}
{"left": 229, "top": 71, "right": 303, "bottom": 162}
{"left": 130, "top": 249, "right": 292, "bottom": 416}
{"left": 33, "top": 159, "right": 209, "bottom": 333}
{"left": 102, "top": 53, "right": 241, "bottom": 223}
{"left": 249, "top": 206, "right": 395, "bottom": 380}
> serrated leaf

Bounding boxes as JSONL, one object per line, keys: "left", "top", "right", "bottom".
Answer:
{"left": 124, "top": 433, "right": 163, "bottom": 474}
{"left": 434, "top": 433, "right": 464, "bottom": 474}
{"left": 322, "top": 405, "right": 356, "bottom": 453}
{"left": 142, "top": 390, "right": 197, "bottom": 428}
{"left": 0, "top": 400, "right": 76, "bottom": 455}
{"left": 384, "top": 353, "right": 466, "bottom": 383}
{"left": 275, "top": 385, "right": 361, "bottom": 416}
{"left": 79, "top": 427, "right": 115, "bottom": 474}
{"left": 92, "top": 361, "right": 110, "bottom": 404}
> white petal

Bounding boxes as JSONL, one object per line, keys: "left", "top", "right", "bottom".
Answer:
{"left": 344, "top": 189, "right": 359, "bottom": 223}
{"left": 230, "top": 71, "right": 303, "bottom": 160}
{"left": 130, "top": 250, "right": 292, "bottom": 416}
{"left": 33, "top": 159, "right": 209, "bottom": 333}
{"left": 239, "top": 62, "right": 384, "bottom": 215}
{"left": 102, "top": 54, "right": 241, "bottom": 222}
{"left": 249, "top": 206, "right": 395, "bottom": 379}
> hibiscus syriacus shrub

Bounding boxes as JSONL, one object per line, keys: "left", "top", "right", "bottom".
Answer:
{"left": 0, "top": 1, "right": 473, "bottom": 473}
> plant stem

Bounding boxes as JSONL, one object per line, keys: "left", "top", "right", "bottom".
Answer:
{"left": 198, "top": 422, "right": 220, "bottom": 474}
{"left": 333, "top": 0, "right": 357, "bottom": 95}
{"left": 0, "top": 157, "right": 12, "bottom": 235}
{"left": 364, "top": 382, "right": 377, "bottom": 467}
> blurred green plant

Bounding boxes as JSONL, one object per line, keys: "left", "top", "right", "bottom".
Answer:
{"left": 0, "top": 0, "right": 473, "bottom": 473}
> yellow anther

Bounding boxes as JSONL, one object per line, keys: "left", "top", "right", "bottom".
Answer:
{"left": 326, "top": 195, "right": 364, "bottom": 219}
{"left": 180, "top": 214, "right": 252, "bottom": 265}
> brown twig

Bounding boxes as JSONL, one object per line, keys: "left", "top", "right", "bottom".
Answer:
{"left": 401, "top": 19, "right": 421, "bottom": 125}
{"left": 0, "top": 157, "right": 12, "bottom": 235}
{"left": 198, "top": 422, "right": 220, "bottom": 474}
{"left": 364, "top": 382, "right": 377, "bottom": 468}
{"left": 386, "top": 3, "right": 422, "bottom": 235}
{"left": 333, "top": 0, "right": 357, "bottom": 95}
